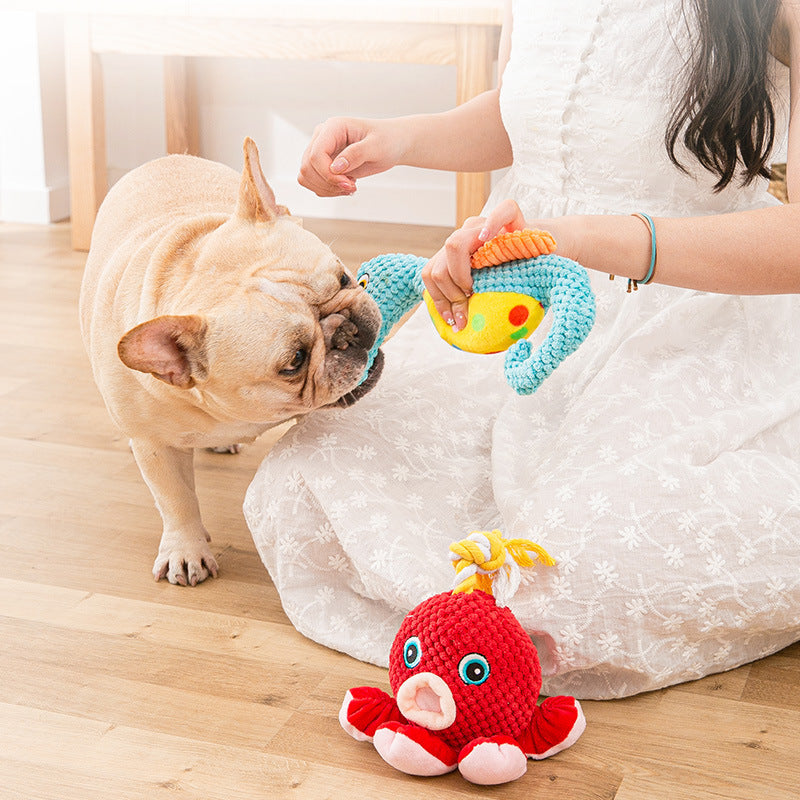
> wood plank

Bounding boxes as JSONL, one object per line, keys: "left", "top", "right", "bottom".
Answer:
{"left": 0, "top": 577, "right": 337, "bottom": 668}
{"left": 0, "top": 622, "right": 295, "bottom": 750}
{"left": 65, "top": 1, "right": 505, "bottom": 25}
{"left": 164, "top": 56, "right": 200, "bottom": 156}
{"left": 184, "top": 1, "right": 505, "bottom": 26}
{"left": 1, "top": 220, "right": 799, "bottom": 799}
{"left": 91, "top": 17, "right": 460, "bottom": 65}
{"left": 580, "top": 690, "right": 800, "bottom": 800}
{"left": 672, "top": 664, "right": 750, "bottom": 701}
{"left": 0, "top": 514, "right": 284, "bottom": 618}
{"left": 64, "top": 16, "right": 107, "bottom": 251}
{"left": 0, "top": 698, "right": 501, "bottom": 800}
{"left": 741, "top": 641, "right": 800, "bottom": 711}
{"left": 455, "top": 23, "right": 496, "bottom": 223}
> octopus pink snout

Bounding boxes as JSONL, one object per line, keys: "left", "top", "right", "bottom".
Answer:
{"left": 395, "top": 672, "right": 457, "bottom": 730}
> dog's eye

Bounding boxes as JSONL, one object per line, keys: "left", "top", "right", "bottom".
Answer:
{"left": 280, "top": 348, "right": 307, "bottom": 376}
{"left": 339, "top": 272, "right": 351, "bottom": 289}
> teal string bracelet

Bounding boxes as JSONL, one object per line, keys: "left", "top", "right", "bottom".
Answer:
{"left": 610, "top": 212, "right": 658, "bottom": 292}
{"left": 632, "top": 212, "right": 657, "bottom": 285}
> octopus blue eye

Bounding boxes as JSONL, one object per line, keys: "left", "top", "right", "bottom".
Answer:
{"left": 357, "top": 272, "right": 370, "bottom": 289}
{"left": 458, "top": 653, "right": 490, "bottom": 685}
{"left": 403, "top": 636, "right": 422, "bottom": 669}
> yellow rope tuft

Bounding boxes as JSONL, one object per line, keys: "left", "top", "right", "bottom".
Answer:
{"left": 504, "top": 538, "right": 556, "bottom": 569}
{"left": 449, "top": 530, "right": 555, "bottom": 599}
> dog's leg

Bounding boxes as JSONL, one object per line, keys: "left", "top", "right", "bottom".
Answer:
{"left": 129, "top": 438, "right": 219, "bottom": 586}
{"left": 206, "top": 444, "right": 242, "bottom": 454}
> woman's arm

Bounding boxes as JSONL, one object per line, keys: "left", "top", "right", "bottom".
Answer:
{"left": 425, "top": 189, "right": 800, "bottom": 332}
{"left": 386, "top": 90, "right": 512, "bottom": 174}
{"left": 553, "top": 0, "right": 800, "bottom": 295}
{"left": 391, "top": 0, "right": 514, "bottom": 173}
{"left": 423, "top": 1, "right": 800, "bottom": 327}
{"left": 298, "top": 1, "right": 514, "bottom": 195}
{"left": 565, "top": 205, "right": 800, "bottom": 295}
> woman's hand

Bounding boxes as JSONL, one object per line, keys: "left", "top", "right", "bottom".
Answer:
{"left": 422, "top": 200, "right": 528, "bottom": 330}
{"left": 298, "top": 117, "right": 405, "bottom": 197}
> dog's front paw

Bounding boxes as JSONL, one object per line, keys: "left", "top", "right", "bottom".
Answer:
{"left": 153, "top": 536, "right": 219, "bottom": 586}
{"left": 207, "top": 443, "right": 242, "bottom": 454}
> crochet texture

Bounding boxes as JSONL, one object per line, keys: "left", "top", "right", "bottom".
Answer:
{"left": 356, "top": 250, "right": 596, "bottom": 394}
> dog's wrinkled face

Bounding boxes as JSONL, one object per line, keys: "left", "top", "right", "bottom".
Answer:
{"left": 116, "top": 139, "right": 383, "bottom": 425}
{"left": 189, "top": 218, "right": 383, "bottom": 422}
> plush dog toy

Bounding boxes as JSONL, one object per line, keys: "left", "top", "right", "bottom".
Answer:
{"left": 356, "top": 230, "right": 596, "bottom": 394}
{"left": 339, "top": 531, "right": 586, "bottom": 785}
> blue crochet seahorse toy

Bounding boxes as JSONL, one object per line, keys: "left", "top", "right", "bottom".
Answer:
{"left": 356, "top": 229, "right": 596, "bottom": 395}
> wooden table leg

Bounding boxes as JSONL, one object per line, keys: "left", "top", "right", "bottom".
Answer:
{"left": 164, "top": 56, "right": 199, "bottom": 156}
{"left": 64, "top": 15, "right": 107, "bottom": 251}
{"left": 455, "top": 24, "right": 495, "bottom": 225}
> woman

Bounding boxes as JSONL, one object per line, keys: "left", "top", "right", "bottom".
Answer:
{"left": 244, "top": 0, "right": 800, "bottom": 699}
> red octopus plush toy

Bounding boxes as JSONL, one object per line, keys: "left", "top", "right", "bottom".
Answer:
{"left": 339, "top": 531, "right": 586, "bottom": 785}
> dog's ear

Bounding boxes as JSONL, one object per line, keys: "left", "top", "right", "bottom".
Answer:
{"left": 236, "top": 137, "right": 290, "bottom": 222}
{"left": 118, "top": 315, "right": 208, "bottom": 389}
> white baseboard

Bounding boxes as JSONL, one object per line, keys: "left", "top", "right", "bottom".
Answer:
{"left": 270, "top": 176, "right": 456, "bottom": 228}
{"left": 0, "top": 182, "right": 70, "bottom": 224}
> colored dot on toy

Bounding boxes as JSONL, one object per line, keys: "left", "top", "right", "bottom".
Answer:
{"left": 471, "top": 314, "right": 486, "bottom": 332}
{"left": 510, "top": 326, "right": 529, "bottom": 341}
{"left": 509, "top": 305, "right": 529, "bottom": 326}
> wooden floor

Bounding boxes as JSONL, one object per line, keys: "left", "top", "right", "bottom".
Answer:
{"left": 0, "top": 219, "right": 798, "bottom": 800}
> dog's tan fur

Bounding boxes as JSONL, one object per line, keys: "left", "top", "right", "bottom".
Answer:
{"left": 80, "top": 139, "right": 381, "bottom": 585}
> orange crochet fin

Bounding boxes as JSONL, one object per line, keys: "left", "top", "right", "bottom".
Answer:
{"left": 470, "top": 229, "right": 557, "bottom": 268}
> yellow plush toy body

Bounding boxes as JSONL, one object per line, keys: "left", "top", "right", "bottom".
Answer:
{"left": 424, "top": 290, "right": 546, "bottom": 354}
{"left": 424, "top": 229, "right": 554, "bottom": 354}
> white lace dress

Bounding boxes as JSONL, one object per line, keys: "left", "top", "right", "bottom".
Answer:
{"left": 244, "top": 0, "right": 800, "bottom": 699}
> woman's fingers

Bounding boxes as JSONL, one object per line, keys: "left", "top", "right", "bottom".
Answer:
{"left": 478, "top": 198, "right": 528, "bottom": 242}
{"left": 298, "top": 117, "right": 400, "bottom": 197}
{"left": 422, "top": 222, "right": 485, "bottom": 330}
{"left": 298, "top": 118, "right": 365, "bottom": 196}
{"left": 421, "top": 202, "right": 532, "bottom": 331}
{"left": 423, "top": 253, "right": 471, "bottom": 329}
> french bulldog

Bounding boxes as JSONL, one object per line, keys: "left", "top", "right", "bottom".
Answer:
{"left": 80, "top": 138, "right": 383, "bottom": 586}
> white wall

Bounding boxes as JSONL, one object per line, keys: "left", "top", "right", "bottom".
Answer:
{"left": 102, "top": 54, "right": 462, "bottom": 226}
{"left": 0, "top": 12, "right": 70, "bottom": 224}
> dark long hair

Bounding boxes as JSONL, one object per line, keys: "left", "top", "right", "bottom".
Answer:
{"left": 666, "top": 0, "right": 781, "bottom": 191}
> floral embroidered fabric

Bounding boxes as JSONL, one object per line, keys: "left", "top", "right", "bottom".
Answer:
{"left": 244, "top": 0, "right": 800, "bottom": 698}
